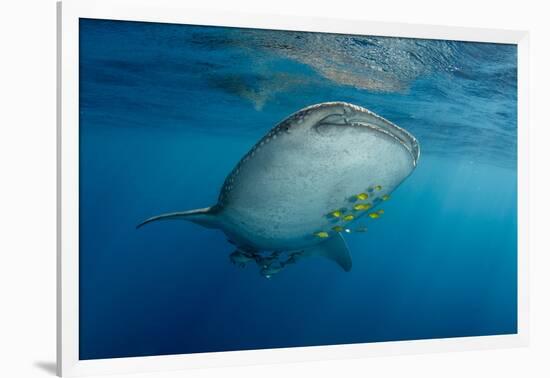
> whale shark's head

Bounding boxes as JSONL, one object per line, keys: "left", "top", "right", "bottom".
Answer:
{"left": 276, "top": 102, "right": 420, "bottom": 166}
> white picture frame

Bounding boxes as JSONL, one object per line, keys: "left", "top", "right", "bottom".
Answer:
{"left": 57, "top": 0, "right": 529, "bottom": 376}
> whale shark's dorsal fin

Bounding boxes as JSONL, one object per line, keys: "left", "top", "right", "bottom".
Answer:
{"left": 305, "top": 233, "right": 352, "bottom": 272}
{"left": 136, "top": 206, "right": 220, "bottom": 229}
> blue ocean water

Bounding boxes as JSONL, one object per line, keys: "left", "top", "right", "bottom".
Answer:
{"left": 79, "top": 19, "right": 517, "bottom": 360}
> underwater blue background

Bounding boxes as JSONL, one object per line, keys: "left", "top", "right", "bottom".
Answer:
{"left": 79, "top": 19, "right": 517, "bottom": 360}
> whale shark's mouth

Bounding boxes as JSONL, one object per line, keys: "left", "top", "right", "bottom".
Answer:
{"left": 315, "top": 105, "right": 420, "bottom": 166}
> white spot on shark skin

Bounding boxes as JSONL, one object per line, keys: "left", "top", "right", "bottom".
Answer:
{"left": 138, "top": 102, "right": 420, "bottom": 274}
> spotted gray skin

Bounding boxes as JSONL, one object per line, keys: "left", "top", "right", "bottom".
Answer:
{"left": 138, "top": 102, "right": 420, "bottom": 272}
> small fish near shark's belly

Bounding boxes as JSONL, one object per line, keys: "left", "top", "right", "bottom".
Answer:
{"left": 219, "top": 183, "right": 389, "bottom": 251}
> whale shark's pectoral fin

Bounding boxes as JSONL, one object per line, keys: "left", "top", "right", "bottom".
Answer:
{"left": 306, "top": 233, "right": 352, "bottom": 272}
{"left": 136, "top": 206, "right": 220, "bottom": 229}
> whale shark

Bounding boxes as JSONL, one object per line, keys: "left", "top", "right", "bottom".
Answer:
{"left": 138, "top": 102, "right": 420, "bottom": 277}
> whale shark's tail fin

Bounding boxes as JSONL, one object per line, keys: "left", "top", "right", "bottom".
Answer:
{"left": 136, "top": 206, "right": 220, "bottom": 229}
{"left": 305, "top": 233, "right": 352, "bottom": 272}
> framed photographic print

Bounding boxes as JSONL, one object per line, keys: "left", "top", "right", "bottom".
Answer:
{"left": 57, "top": 0, "right": 529, "bottom": 376}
